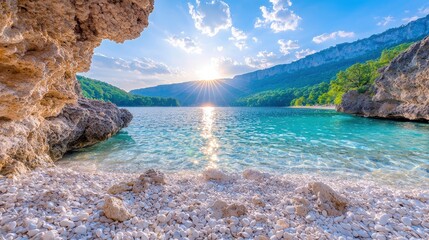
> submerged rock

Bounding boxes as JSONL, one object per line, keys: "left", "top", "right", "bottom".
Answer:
{"left": 103, "top": 196, "right": 133, "bottom": 222}
{"left": 339, "top": 36, "right": 429, "bottom": 121}
{"left": 0, "top": 0, "right": 154, "bottom": 176}
{"left": 308, "top": 182, "right": 348, "bottom": 216}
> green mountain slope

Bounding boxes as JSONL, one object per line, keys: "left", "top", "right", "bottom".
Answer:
{"left": 77, "top": 76, "right": 179, "bottom": 107}
{"left": 236, "top": 43, "right": 413, "bottom": 107}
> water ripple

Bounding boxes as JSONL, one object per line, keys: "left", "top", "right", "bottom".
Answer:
{"left": 60, "top": 107, "right": 429, "bottom": 186}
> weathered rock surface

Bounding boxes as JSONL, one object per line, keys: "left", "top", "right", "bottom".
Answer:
{"left": 132, "top": 169, "right": 166, "bottom": 193}
{"left": 211, "top": 200, "right": 247, "bottom": 219}
{"left": 0, "top": 0, "right": 154, "bottom": 175}
{"left": 339, "top": 36, "right": 429, "bottom": 121}
{"left": 202, "top": 168, "right": 231, "bottom": 182}
{"left": 103, "top": 196, "right": 133, "bottom": 222}
{"left": 308, "top": 182, "right": 348, "bottom": 216}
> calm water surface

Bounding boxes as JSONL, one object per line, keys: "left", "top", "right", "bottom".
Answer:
{"left": 60, "top": 107, "right": 429, "bottom": 186}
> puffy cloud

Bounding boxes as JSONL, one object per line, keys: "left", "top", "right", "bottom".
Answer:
{"left": 295, "top": 49, "right": 316, "bottom": 59}
{"left": 278, "top": 39, "right": 299, "bottom": 55}
{"left": 217, "top": 46, "right": 224, "bottom": 52}
{"left": 255, "top": 0, "right": 301, "bottom": 32}
{"left": 166, "top": 35, "right": 202, "bottom": 54}
{"left": 312, "top": 31, "right": 355, "bottom": 44}
{"left": 229, "top": 27, "right": 248, "bottom": 50}
{"left": 211, "top": 57, "right": 254, "bottom": 76}
{"left": 245, "top": 51, "right": 278, "bottom": 69}
{"left": 92, "top": 53, "right": 174, "bottom": 75}
{"left": 377, "top": 16, "right": 394, "bottom": 26}
{"left": 257, "top": 51, "right": 276, "bottom": 58}
{"left": 252, "top": 37, "right": 259, "bottom": 43}
{"left": 83, "top": 53, "right": 179, "bottom": 90}
{"left": 188, "top": 0, "right": 232, "bottom": 37}
{"left": 402, "top": 16, "right": 419, "bottom": 23}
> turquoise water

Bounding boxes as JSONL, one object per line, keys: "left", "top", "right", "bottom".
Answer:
{"left": 60, "top": 107, "right": 429, "bottom": 185}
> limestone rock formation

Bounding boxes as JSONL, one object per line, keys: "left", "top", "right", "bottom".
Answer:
{"left": 0, "top": 0, "right": 154, "bottom": 175}
{"left": 339, "top": 36, "right": 429, "bottom": 121}
{"left": 103, "top": 196, "right": 133, "bottom": 222}
{"left": 308, "top": 182, "right": 348, "bottom": 216}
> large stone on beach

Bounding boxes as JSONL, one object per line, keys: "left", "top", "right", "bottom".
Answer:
{"left": 0, "top": 0, "right": 154, "bottom": 176}
{"left": 308, "top": 182, "right": 348, "bottom": 216}
{"left": 293, "top": 197, "right": 311, "bottom": 217}
{"left": 211, "top": 200, "right": 247, "bottom": 219}
{"left": 243, "top": 169, "right": 270, "bottom": 181}
{"left": 132, "top": 169, "right": 166, "bottom": 193}
{"left": 103, "top": 196, "right": 133, "bottom": 222}
{"left": 108, "top": 182, "right": 133, "bottom": 195}
{"left": 202, "top": 169, "right": 230, "bottom": 182}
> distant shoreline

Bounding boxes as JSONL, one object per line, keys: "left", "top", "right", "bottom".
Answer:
{"left": 287, "top": 105, "right": 336, "bottom": 110}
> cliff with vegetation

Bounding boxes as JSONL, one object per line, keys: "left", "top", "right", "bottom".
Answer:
{"left": 339, "top": 37, "right": 429, "bottom": 121}
{"left": 0, "top": 0, "right": 154, "bottom": 176}
{"left": 78, "top": 76, "right": 179, "bottom": 107}
{"left": 235, "top": 43, "right": 412, "bottom": 107}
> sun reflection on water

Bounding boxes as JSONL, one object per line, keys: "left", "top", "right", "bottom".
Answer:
{"left": 200, "top": 106, "right": 219, "bottom": 168}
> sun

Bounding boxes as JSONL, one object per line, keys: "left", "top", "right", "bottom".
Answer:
{"left": 196, "top": 64, "right": 221, "bottom": 81}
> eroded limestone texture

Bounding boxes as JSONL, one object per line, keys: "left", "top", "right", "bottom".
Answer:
{"left": 0, "top": 0, "right": 154, "bottom": 176}
{"left": 339, "top": 36, "right": 429, "bottom": 121}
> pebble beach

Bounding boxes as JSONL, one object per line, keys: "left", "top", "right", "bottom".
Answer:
{"left": 1, "top": 167, "right": 428, "bottom": 240}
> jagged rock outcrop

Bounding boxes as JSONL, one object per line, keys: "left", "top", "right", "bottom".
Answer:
{"left": 339, "top": 36, "right": 429, "bottom": 121}
{"left": 0, "top": 0, "right": 154, "bottom": 176}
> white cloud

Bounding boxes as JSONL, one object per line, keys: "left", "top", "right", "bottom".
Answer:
{"left": 252, "top": 37, "right": 258, "bottom": 43}
{"left": 217, "top": 46, "right": 224, "bottom": 52}
{"left": 188, "top": 0, "right": 232, "bottom": 37}
{"left": 166, "top": 35, "right": 202, "bottom": 54}
{"left": 402, "top": 16, "right": 419, "bottom": 23}
{"left": 278, "top": 39, "right": 299, "bottom": 55}
{"left": 377, "top": 16, "right": 394, "bottom": 26}
{"left": 312, "top": 31, "right": 355, "bottom": 44}
{"left": 295, "top": 49, "right": 316, "bottom": 59}
{"left": 83, "top": 53, "right": 180, "bottom": 90}
{"left": 92, "top": 53, "right": 174, "bottom": 75}
{"left": 257, "top": 51, "right": 276, "bottom": 58}
{"left": 420, "top": 7, "right": 429, "bottom": 15}
{"left": 229, "top": 27, "right": 248, "bottom": 50}
{"left": 255, "top": 0, "right": 301, "bottom": 32}
{"left": 211, "top": 57, "right": 254, "bottom": 76}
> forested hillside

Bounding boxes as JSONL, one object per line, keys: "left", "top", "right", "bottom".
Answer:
{"left": 78, "top": 76, "right": 179, "bottom": 107}
{"left": 236, "top": 43, "right": 413, "bottom": 107}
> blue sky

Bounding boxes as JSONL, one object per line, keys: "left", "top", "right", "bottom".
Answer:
{"left": 81, "top": 0, "right": 429, "bottom": 91}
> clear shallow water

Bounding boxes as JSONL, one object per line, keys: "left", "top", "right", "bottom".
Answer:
{"left": 60, "top": 107, "right": 429, "bottom": 186}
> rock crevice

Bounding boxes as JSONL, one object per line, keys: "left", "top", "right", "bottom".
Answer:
{"left": 0, "top": 0, "right": 155, "bottom": 176}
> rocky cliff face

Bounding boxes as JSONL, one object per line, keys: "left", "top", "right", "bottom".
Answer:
{"left": 0, "top": 0, "right": 154, "bottom": 176}
{"left": 234, "top": 15, "right": 429, "bottom": 82}
{"left": 339, "top": 36, "right": 429, "bottom": 122}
